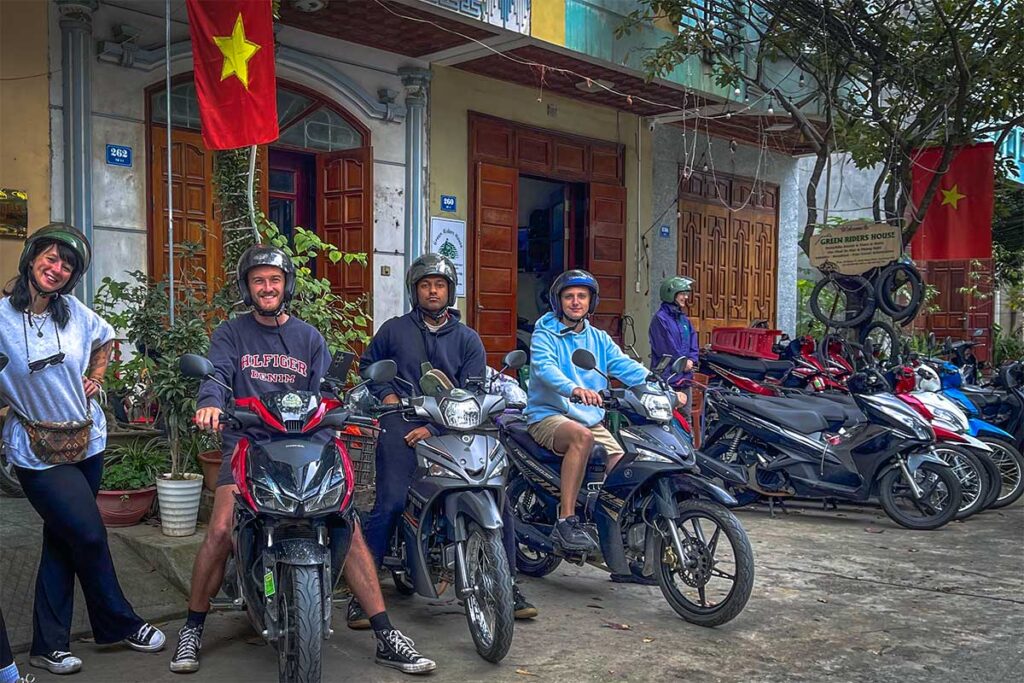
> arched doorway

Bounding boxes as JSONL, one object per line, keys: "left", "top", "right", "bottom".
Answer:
{"left": 145, "top": 78, "right": 373, "bottom": 305}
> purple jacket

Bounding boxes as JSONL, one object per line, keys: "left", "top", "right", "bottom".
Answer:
{"left": 649, "top": 302, "right": 699, "bottom": 385}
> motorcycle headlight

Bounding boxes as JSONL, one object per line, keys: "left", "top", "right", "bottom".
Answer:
{"left": 440, "top": 398, "right": 481, "bottom": 430}
{"left": 933, "top": 407, "right": 968, "bottom": 432}
{"left": 634, "top": 447, "right": 673, "bottom": 463}
{"left": 419, "top": 455, "right": 461, "bottom": 479}
{"left": 251, "top": 479, "right": 299, "bottom": 513}
{"left": 640, "top": 393, "right": 673, "bottom": 422}
{"left": 304, "top": 461, "right": 347, "bottom": 513}
{"left": 889, "top": 409, "right": 934, "bottom": 441}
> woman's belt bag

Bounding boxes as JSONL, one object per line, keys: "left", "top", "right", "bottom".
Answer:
{"left": 22, "top": 418, "right": 94, "bottom": 464}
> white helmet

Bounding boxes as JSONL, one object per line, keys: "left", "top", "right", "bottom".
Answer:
{"left": 915, "top": 365, "right": 941, "bottom": 393}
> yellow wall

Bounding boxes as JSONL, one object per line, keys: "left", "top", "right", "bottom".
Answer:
{"left": 428, "top": 66, "right": 654, "bottom": 351}
{"left": 0, "top": 0, "right": 51, "bottom": 285}
{"left": 531, "top": 0, "right": 566, "bottom": 46}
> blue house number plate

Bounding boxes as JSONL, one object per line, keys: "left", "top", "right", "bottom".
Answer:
{"left": 106, "top": 144, "right": 132, "bottom": 167}
{"left": 441, "top": 195, "right": 457, "bottom": 212}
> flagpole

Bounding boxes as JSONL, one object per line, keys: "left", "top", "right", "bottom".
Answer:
{"left": 165, "top": 0, "right": 175, "bottom": 325}
{"left": 248, "top": 144, "right": 260, "bottom": 244}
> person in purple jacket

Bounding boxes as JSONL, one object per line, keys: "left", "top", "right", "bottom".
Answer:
{"left": 169, "top": 245, "right": 435, "bottom": 676}
{"left": 649, "top": 276, "right": 699, "bottom": 419}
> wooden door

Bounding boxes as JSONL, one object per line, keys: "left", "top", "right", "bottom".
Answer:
{"left": 678, "top": 171, "right": 778, "bottom": 344}
{"left": 316, "top": 147, "right": 373, "bottom": 304}
{"left": 919, "top": 259, "right": 993, "bottom": 362}
{"left": 474, "top": 162, "right": 519, "bottom": 367}
{"left": 149, "top": 128, "right": 217, "bottom": 294}
{"left": 587, "top": 182, "right": 626, "bottom": 342}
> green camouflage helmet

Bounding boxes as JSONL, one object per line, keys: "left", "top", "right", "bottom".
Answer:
{"left": 659, "top": 276, "right": 694, "bottom": 303}
{"left": 19, "top": 223, "right": 92, "bottom": 294}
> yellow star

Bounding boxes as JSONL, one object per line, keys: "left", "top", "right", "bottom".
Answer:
{"left": 213, "top": 13, "right": 260, "bottom": 89}
{"left": 939, "top": 184, "right": 966, "bottom": 209}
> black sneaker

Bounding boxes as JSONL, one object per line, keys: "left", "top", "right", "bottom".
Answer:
{"left": 551, "top": 516, "right": 598, "bottom": 553}
{"left": 347, "top": 598, "right": 370, "bottom": 630}
{"left": 375, "top": 629, "right": 437, "bottom": 675}
{"left": 169, "top": 624, "right": 203, "bottom": 673}
{"left": 29, "top": 651, "right": 82, "bottom": 675}
{"left": 513, "top": 585, "right": 538, "bottom": 619}
{"left": 125, "top": 622, "right": 166, "bottom": 652}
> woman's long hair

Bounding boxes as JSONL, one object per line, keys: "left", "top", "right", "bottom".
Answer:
{"left": 2, "top": 240, "right": 82, "bottom": 328}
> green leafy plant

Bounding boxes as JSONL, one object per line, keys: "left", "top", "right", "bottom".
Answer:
{"left": 795, "top": 278, "right": 825, "bottom": 337}
{"left": 993, "top": 323, "right": 1024, "bottom": 366}
{"left": 100, "top": 437, "right": 169, "bottom": 491}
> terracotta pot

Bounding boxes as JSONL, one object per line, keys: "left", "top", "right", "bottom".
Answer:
{"left": 96, "top": 486, "right": 157, "bottom": 527}
{"left": 198, "top": 450, "right": 223, "bottom": 492}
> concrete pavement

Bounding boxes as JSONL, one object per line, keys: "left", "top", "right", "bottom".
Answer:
{"left": 3, "top": 501, "right": 1021, "bottom": 682}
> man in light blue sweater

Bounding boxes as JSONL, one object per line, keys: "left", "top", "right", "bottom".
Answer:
{"left": 526, "top": 270, "right": 658, "bottom": 555}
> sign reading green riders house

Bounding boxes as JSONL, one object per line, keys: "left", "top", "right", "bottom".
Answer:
{"left": 809, "top": 222, "right": 903, "bottom": 274}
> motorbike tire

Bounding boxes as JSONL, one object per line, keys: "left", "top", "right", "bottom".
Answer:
{"left": 278, "top": 565, "right": 324, "bottom": 683}
{"left": 878, "top": 462, "right": 961, "bottom": 530}
{"left": 507, "top": 477, "right": 562, "bottom": 578}
{"left": 971, "top": 450, "right": 1002, "bottom": 510}
{"left": 810, "top": 274, "right": 876, "bottom": 328}
{"left": 931, "top": 446, "right": 988, "bottom": 520}
{"left": 858, "top": 321, "right": 901, "bottom": 364}
{"left": 875, "top": 262, "right": 924, "bottom": 323}
{"left": 979, "top": 436, "right": 1024, "bottom": 509}
{"left": 653, "top": 499, "right": 754, "bottom": 627}
{"left": 463, "top": 523, "right": 515, "bottom": 663}
{"left": 391, "top": 570, "right": 417, "bottom": 596}
{"left": 0, "top": 445, "right": 25, "bottom": 497}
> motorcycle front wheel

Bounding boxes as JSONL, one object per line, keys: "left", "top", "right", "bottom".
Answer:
{"left": 277, "top": 565, "right": 324, "bottom": 683}
{"left": 462, "top": 523, "right": 515, "bottom": 663}
{"left": 878, "top": 462, "right": 961, "bottom": 530}
{"left": 653, "top": 499, "right": 754, "bottom": 627}
{"left": 980, "top": 437, "right": 1024, "bottom": 509}
{"left": 931, "top": 446, "right": 988, "bottom": 520}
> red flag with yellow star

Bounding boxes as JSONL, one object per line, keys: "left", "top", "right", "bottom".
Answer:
{"left": 910, "top": 142, "right": 994, "bottom": 260}
{"left": 185, "top": 0, "right": 278, "bottom": 150}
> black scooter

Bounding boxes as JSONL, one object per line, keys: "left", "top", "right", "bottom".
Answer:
{"left": 500, "top": 349, "right": 754, "bottom": 627}
{"left": 701, "top": 365, "right": 962, "bottom": 530}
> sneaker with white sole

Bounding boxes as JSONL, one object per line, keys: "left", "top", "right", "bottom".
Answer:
{"left": 29, "top": 650, "right": 82, "bottom": 675}
{"left": 169, "top": 624, "right": 203, "bottom": 673}
{"left": 124, "top": 623, "right": 166, "bottom": 653}
{"left": 374, "top": 629, "right": 436, "bottom": 675}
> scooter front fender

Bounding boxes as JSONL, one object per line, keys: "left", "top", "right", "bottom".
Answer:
{"left": 906, "top": 452, "right": 952, "bottom": 474}
{"left": 444, "top": 489, "right": 503, "bottom": 539}
{"left": 959, "top": 432, "right": 993, "bottom": 452}
{"left": 665, "top": 473, "right": 738, "bottom": 507}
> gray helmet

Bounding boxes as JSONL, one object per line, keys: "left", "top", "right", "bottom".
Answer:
{"left": 406, "top": 253, "right": 458, "bottom": 308}
{"left": 237, "top": 244, "right": 296, "bottom": 315}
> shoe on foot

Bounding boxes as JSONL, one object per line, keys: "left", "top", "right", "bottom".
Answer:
{"left": 610, "top": 572, "right": 658, "bottom": 586}
{"left": 347, "top": 598, "right": 370, "bottom": 630}
{"left": 169, "top": 625, "right": 203, "bottom": 673}
{"left": 375, "top": 629, "right": 437, "bottom": 675}
{"left": 125, "top": 623, "right": 166, "bottom": 653}
{"left": 551, "top": 516, "right": 598, "bottom": 554}
{"left": 513, "top": 585, "right": 538, "bottom": 619}
{"left": 29, "top": 651, "right": 82, "bottom": 675}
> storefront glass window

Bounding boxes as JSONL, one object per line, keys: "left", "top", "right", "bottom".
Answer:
{"left": 151, "top": 82, "right": 202, "bottom": 130}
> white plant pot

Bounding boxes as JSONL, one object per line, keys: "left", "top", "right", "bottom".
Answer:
{"left": 156, "top": 473, "right": 204, "bottom": 537}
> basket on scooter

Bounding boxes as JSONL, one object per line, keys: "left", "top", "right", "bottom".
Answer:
{"left": 711, "top": 327, "right": 782, "bottom": 360}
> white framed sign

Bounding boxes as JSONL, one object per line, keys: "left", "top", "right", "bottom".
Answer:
{"left": 428, "top": 216, "right": 467, "bottom": 297}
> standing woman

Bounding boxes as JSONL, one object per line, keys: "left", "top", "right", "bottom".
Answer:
{"left": 649, "top": 276, "right": 699, "bottom": 420}
{"left": 0, "top": 224, "right": 165, "bottom": 675}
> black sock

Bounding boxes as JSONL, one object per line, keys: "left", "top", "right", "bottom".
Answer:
{"left": 369, "top": 611, "right": 392, "bottom": 635}
{"left": 185, "top": 610, "right": 208, "bottom": 630}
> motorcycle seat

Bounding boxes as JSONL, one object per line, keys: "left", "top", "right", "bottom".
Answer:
{"left": 782, "top": 395, "right": 865, "bottom": 426}
{"left": 722, "top": 394, "right": 829, "bottom": 434}
{"left": 961, "top": 386, "right": 1005, "bottom": 408}
{"left": 703, "top": 351, "right": 794, "bottom": 381}
{"left": 503, "top": 420, "right": 607, "bottom": 470}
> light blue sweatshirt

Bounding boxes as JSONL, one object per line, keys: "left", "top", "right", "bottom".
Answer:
{"left": 526, "top": 312, "right": 650, "bottom": 427}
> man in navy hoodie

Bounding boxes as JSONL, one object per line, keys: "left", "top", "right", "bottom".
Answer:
{"left": 170, "top": 245, "right": 435, "bottom": 676}
{"left": 351, "top": 253, "right": 538, "bottom": 626}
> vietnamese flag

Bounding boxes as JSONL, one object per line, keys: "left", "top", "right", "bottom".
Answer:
{"left": 910, "top": 142, "right": 994, "bottom": 260}
{"left": 185, "top": 0, "right": 278, "bottom": 150}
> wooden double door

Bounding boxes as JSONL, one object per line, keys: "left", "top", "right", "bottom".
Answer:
{"left": 677, "top": 170, "right": 779, "bottom": 343}
{"left": 148, "top": 127, "right": 372, "bottom": 304}
{"left": 469, "top": 114, "right": 627, "bottom": 366}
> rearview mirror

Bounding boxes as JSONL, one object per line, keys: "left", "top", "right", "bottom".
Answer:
{"left": 671, "top": 357, "right": 689, "bottom": 375}
{"left": 571, "top": 348, "right": 597, "bottom": 371}
{"left": 503, "top": 349, "right": 527, "bottom": 371}
{"left": 943, "top": 336, "right": 953, "bottom": 354}
{"left": 362, "top": 359, "right": 397, "bottom": 384}
{"left": 653, "top": 355, "right": 672, "bottom": 374}
{"left": 863, "top": 339, "right": 875, "bottom": 363}
{"left": 179, "top": 354, "right": 215, "bottom": 379}
{"left": 973, "top": 328, "right": 984, "bottom": 337}
{"left": 927, "top": 332, "right": 936, "bottom": 350}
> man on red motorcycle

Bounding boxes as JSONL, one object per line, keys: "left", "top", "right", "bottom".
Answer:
{"left": 169, "top": 245, "right": 435, "bottom": 675}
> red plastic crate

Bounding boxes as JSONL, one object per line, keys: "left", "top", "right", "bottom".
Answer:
{"left": 710, "top": 327, "right": 782, "bottom": 359}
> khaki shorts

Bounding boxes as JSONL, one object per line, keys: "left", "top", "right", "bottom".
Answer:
{"left": 527, "top": 415, "right": 624, "bottom": 459}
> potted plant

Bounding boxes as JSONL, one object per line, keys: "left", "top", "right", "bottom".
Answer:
{"left": 97, "top": 438, "right": 168, "bottom": 527}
